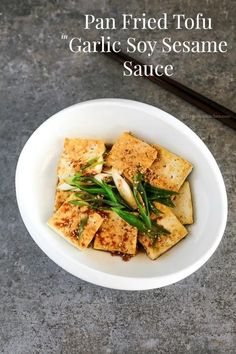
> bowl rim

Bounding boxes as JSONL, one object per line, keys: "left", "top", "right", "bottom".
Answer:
{"left": 15, "top": 98, "right": 228, "bottom": 290}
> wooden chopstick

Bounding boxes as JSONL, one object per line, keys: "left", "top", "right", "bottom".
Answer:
{"left": 98, "top": 44, "right": 236, "bottom": 130}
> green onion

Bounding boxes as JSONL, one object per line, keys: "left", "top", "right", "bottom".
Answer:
{"left": 144, "top": 183, "right": 178, "bottom": 208}
{"left": 99, "top": 181, "right": 118, "bottom": 203}
{"left": 113, "top": 190, "right": 133, "bottom": 210}
{"left": 151, "top": 222, "right": 170, "bottom": 236}
{"left": 68, "top": 200, "right": 89, "bottom": 206}
{"left": 144, "top": 183, "right": 178, "bottom": 196}
{"left": 148, "top": 201, "right": 163, "bottom": 216}
{"left": 76, "top": 216, "right": 89, "bottom": 238}
{"left": 133, "top": 173, "right": 151, "bottom": 228}
{"left": 78, "top": 186, "right": 107, "bottom": 195}
{"left": 111, "top": 208, "right": 147, "bottom": 233}
{"left": 148, "top": 194, "right": 175, "bottom": 207}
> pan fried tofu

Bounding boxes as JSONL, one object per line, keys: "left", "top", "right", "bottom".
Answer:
{"left": 55, "top": 138, "right": 105, "bottom": 210}
{"left": 146, "top": 145, "right": 193, "bottom": 191}
{"left": 172, "top": 181, "right": 193, "bottom": 224}
{"left": 47, "top": 195, "right": 103, "bottom": 250}
{"left": 93, "top": 211, "right": 137, "bottom": 255}
{"left": 49, "top": 132, "right": 194, "bottom": 261}
{"left": 138, "top": 203, "right": 188, "bottom": 260}
{"left": 105, "top": 132, "right": 157, "bottom": 181}
{"left": 57, "top": 138, "right": 105, "bottom": 179}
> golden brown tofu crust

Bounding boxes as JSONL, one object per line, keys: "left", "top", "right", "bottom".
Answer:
{"left": 138, "top": 203, "right": 188, "bottom": 260}
{"left": 93, "top": 211, "right": 137, "bottom": 255}
{"left": 54, "top": 189, "right": 73, "bottom": 211}
{"left": 105, "top": 132, "right": 157, "bottom": 181}
{"left": 146, "top": 144, "right": 193, "bottom": 191}
{"left": 54, "top": 138, "right": 105, "bottom": 210}
{"left": 48, "top": 195, "right": 103, "bottom": 250}
{"left": 57, "top": 138, "right": 105, "bottom": 178}
{"left": 172, "top": 181, "right": 193, "bottom": 224}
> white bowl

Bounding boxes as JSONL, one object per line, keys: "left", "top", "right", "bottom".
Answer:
{"left": 15, "top": 99, "right": 227, "bottom": 290}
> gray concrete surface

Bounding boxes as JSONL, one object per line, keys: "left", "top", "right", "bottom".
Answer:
{"left": 0, "top": 1, "right": 235, "bottom": 353}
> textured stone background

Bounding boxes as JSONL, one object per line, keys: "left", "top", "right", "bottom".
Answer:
{"left": 0, "top": 1, "right": 235, "bottom": 353}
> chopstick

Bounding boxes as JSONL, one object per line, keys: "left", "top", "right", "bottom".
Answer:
{"left": 98, "top": 44, "right": 236, "bottom": 130}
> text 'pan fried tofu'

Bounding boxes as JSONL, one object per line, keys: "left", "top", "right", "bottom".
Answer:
{"left": 93, "top": 211, "right": 137, "bottom": 255}
{"left": 172, "top": 181, "right": 193, "bottom": 225}
{"left": 57, "top": 138, "right": 105, "bottom": 179}
{"left": 138, "top": 203, "right": 188, "bottom": 260}
{"left": 105, "top": 132, "right": 157, "bottom": 181}
{"left": 47, "top": 195, "right": 103, "bottom": 250}
{"left": 146, "top": 145, "right": 193, "bottom": 191}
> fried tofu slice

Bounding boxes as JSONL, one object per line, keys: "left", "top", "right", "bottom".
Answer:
{"left": 57, "top": 138, "right": 105, "bottom": 179}
{"left": 105, "top": 132, "right": 157, "bottom": 181}
{"left": 93, "top": 211, "right": 137, "bottom": 255}
{"left": 47, "top": 195, "right": 103, "bottom": 250}
{"left": 146, "top": 145, "right": 193, "bottom": 192}
{"left": 54, "top": 138, "right": 105, "bottom": 210}
{"left": 138, "top": 203, "right": 188, "bottom": 260}
{"left": 172, "top": 181, "right": 193, "bottom": 225}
